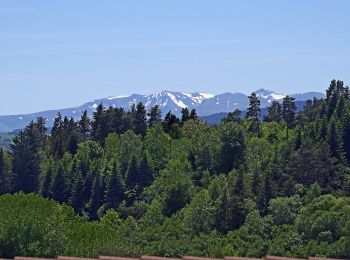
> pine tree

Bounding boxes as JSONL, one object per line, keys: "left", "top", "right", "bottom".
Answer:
{"left": 258, "top": 173, "right": 273, "bottom": 216}
{"left": 181, "top": 107, "right": 190, "bottom": 123}
{"left": 78, "top": 110, "right": 91, "bottom": 140}
{"left": 0, "top": 148, "right": 8, "bottom": 194}
{"left": 282, "top": 95, "right": 297, "bottom": 140}
{"left": 147, "top": 105, "right": 162, "bottom": 128}
{"left": 303, "top": 99, "right": 314, "bottom": 122}
{"left": 88, "top": 174, "right": 103, "bottom": 220}
{"left": 139, "top": 153, "right": 154, "bottom": 188}
{"left": 51, "top": 113, "right": 65, "bottom": 158}
{"left": 317, "top": 118, "right": 328, "bottom": 141}
{"left": 91, "top": 103, "right": 108, "bottom": 144}
{"left": 294, "top": 127, "right": 302, "bottom": 150}
{"left": 11, "top": 130, "right": 40, "bottom": 193}
{"left": 326, "top": 116, "right": 345, "bottom": 161}
{"left": 264, "top": 101, "right": 282, "bottom": 122}
{"left": 125, "top": 156, "right": 139, "bottom": 189}
{"left": 246, "top": 92, "right": 261, "bottom": 136}
{"left": 227, "top": 169, "right": 246, "bottom": 230}
{"left": 222, "top": 108, "right": 241, "bottom": 123}
{"left": 132, "top": 102, "right": 147, "bottom": 137}
{"left": 67, "top": 134, "right": 79, "bottom": 155}
{"left": 343, "top": 108, "right": 350, "bottom": 164}
{"left": 162, "top": 111, "right": 181, "bottom": 138}
{"left": 190, "top": 109, "right": 198, "bottom": 120}
{"left": 50, "top": 163, "right": 68, "bottom": 203}
{"left": 70, "top": 173, "right": 85, "bottom": 214}
{"left": 105, "top": 159, "right": 125, "bottom": 211}
{"left": 252, "top": 169, "right": 261, "bottom": 196}
{"left": 334, "top": 94, "right": 346, "bottom": 118}
{"left": 41, "top": 166, "right": 53, "bottom": 198}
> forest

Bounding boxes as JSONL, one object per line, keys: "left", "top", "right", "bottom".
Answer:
{"left": 0, "top": 79, "right": 350, "bottom": 258}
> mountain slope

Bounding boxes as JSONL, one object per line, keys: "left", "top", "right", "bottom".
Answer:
{"left": 0, "top": 89, "right": 325, "bottom": 133}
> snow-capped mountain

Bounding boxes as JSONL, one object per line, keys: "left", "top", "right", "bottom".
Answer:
{"left": 0, "top": 89, "right": 325, "bottom": 132}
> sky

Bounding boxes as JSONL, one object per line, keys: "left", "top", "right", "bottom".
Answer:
{"left": 1, "top": 0, "right": 350, "bottom": 115}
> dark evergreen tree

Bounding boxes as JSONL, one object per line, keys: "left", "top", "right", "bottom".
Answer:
{"left": 343, "top": 108, "right": 350, "bottom": 164}
{"left": 303, "top": 99, "right": 314, "bottom": 122}
{"left": 105, "top": 159, "right": 125, "bottom": 211}
{"left": 41, "top": 166, "right": 53, "bottom": 198}
{"left": 78, "top": 110, "right": 91, "bottom": 141}
{"left": 132, "top": 102, "right": 147, "bottom": 137}
{"left": 227, "top": 169, "right": 246, "bottom": 230}
{"left": 294, "top": 127, "right": 302, "bottom": 150}
{"left": 334, "top": 94, "right": 346, "bottom": 118}
{"left": 162, "top": 111, "right": 181, "bottom": 138}
{"left": 246, "top": 92, "right": 261, "bottom": 136}
{"left": 147, "top": 105, "right": 162, "bottom": 128}
{"left": 327, "top": 116, "right": 345, "bottom": 161}
{"left": 70, "top": 173, "right": 85, "bottom": 214}
{"left": 125, "top": 156, "right": 139, "bottom": 189}
{"left": 181, "top": 107, "right": 190, "bottom": 123}
{"left": 11, "top": 129, "right": 40, "bottom": 193}
{"left": 139, "top": 153, "right": 154, "bottom": 188}
{"left": 91, "top": 103, "right": 108, "bottom": 144}
{"left": 222, "top": 108, "right": 241, "bottom": 123}
{"left": 50, "top": 163, "right": 68, "bottom": 203}
{"left": 88, "top": 174, "right": 103, "bottom": 220}
{"left": 264, "top": 101, "right": 282, "bottom": 122}
{"left": 0, "top": 149, "right": 8, "bottom": 194}
{"left": 282, "top": 95, "right": 297, "bottom": 140}
{"left": 190, "top": 109, "right": 198, "bottom": 120}
{"left": 50, "top": 113, "right": 64, "bottom": 158}
{"left": 67, "top": 134, "right": 79, "bottom": 155}
{"left": 258, "top": 173, "right": 273, "bottom": 216}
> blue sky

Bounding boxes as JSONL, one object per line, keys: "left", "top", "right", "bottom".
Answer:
{"left": 1, "top": 0, "right": 349, "bottom": 115}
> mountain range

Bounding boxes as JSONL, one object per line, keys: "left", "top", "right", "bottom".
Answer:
{"left": 0, "top": 89, "right": 325, "bottom": 133}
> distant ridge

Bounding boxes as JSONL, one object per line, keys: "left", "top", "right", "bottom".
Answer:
{"left": 0, "top": 89, "right": 324, "bottom": 132}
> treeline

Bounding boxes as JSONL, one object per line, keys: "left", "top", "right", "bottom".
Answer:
{"left": 0, "top": 79, "right": 350, "bottom": 258}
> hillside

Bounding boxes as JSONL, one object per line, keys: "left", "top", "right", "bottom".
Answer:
{"left": 0, "top": 89, "right": 324, "bottom": 133}
{"left": 0, "top": 80, "right": 349, "bottom": 258}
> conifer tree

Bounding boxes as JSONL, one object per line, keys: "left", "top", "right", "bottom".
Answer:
{"left": 41, "top": 166, "right": 53, "bottom": 198}
{"left": 0, "top": 148, "right": 8, "bottom": 194}
{"left": 70, "top": 173, "right": 85, "bottom": 214}
{"left": 147, "top": 105, "right": 162, "bottom": 128}
{"left": 50, "top": 163, "right": 68, "bottom": 203}
{"left": 222, "top": 108, "right": 241, "bottom": 123}
{"left": 88, "top": 174, "right": 103, "bottom": 220}
{"left": 246, "top": 92, "right": 261, "bottom": 136}
{"left": 132, "top": 102, "right": 147, "bottom": 137}
{"left": 326, "top": 116, "right": 345, "bottom": 161}
{"left": 51, "top": 113, "right": 65, "bottom": 158}
{"left": 190, "top": 109, "right": 198, "bottom": 120}
{"left": 294, "top": 127, "right": 302, "bottom": 150}
{"left": 105, "top": 159, "right": 125, "bottom": 211}
{"left": 91, "top": 103, "right": 108, "bottom": 144}
{"left": 282, "top": 95, "right": 297, "bottom": 140}
{"left": 335, "top": 94, "right": 346, "bottom": 118}
{"left": 342, "top": 108, "right": 350, "bottom": 164}
{"left": 258, "top": 173, "right": 273, "bottom": 216}
{"left": 227, "top": 168, "right": 247, "bottom": 230}
{"left": 264, "top": 101, "right": 282, "bottom": 122}
{"left": 78, "top": 110, "right": 91, "bottom": 141}
{"left": 126, "top": 156, "right": 139, "bottom": 189}
{"left": 181, "top": 107, "right": 190, "bottom": 123}
{"left": 139, "top": 153, "right": 154, "bottom": 188}
{"left": 11, "top": 129, "right": 40, "bottom": 193}
{"left": 317, "top": 118, "right": 328, "bottom": 141}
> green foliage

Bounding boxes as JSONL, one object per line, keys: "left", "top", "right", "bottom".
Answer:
{"left": 2, "top": 79, "right": 350, "bottom": 258}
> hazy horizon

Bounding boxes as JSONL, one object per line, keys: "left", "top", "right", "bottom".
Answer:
{"left": 1, "top": 0, "right": 350, "bottom": 115}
